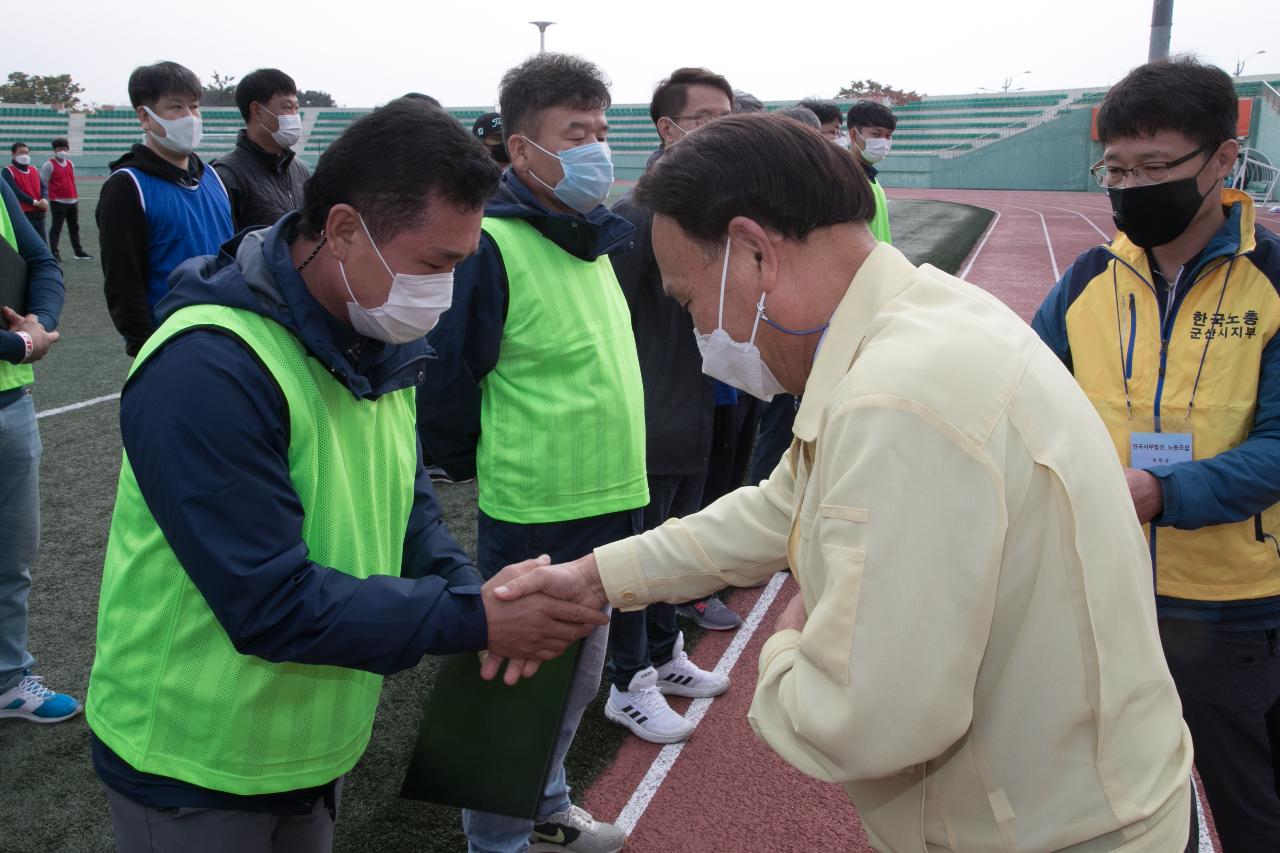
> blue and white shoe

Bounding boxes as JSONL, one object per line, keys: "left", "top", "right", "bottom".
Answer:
{"left": 0, "top": 673, "right": 82, "bottom": 723}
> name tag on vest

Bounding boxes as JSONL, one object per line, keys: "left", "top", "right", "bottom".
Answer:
{"left": 1130, "top": 432, "right": 1193, "bottom": 468}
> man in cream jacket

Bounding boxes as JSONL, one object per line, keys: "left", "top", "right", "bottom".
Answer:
{"left": 491, "top": 113, "right": 1193, "bottom": 852}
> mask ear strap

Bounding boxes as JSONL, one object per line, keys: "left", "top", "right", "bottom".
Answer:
{"left": 749, "top": 292, "right": 766, "bottom": 345}
{"left": 356, "top": 213, "right": 394, "bottom": 277}
{"left": 718, "top": 237, "right": 732, "bottom": 330}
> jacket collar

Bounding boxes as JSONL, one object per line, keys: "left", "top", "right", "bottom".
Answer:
{"left": 1108, "top": 188, "right": 1258, "bottom": 274}
{"left": 234, "top": 128, "right": 297, "bottom": 175}
{"left": 485, "top": 170, "right": 636, "bottom": 261}
{"left": 793, "top": 243, "right": 917, "bottom": 443}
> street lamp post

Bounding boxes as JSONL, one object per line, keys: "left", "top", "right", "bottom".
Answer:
{"left": 1236, "top": 50, "right": 1267, "bottom": 77}
{"left": 979, "top": 71, "right": 1032, "bottom": 94}
{"left": 530, "top": 21, "right": 555, "bottom": 54}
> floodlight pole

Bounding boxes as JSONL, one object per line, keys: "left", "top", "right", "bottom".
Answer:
{"left": 1149, "top": 0, "right": 1174, "bottom": 62}
{"left": 530, "top": 21, "right": 555, "bottom": 54}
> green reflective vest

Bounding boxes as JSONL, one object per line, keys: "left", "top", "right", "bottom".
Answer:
{"left": 477, "top": 216, "right": 648, "bottom": 523}
{"left": 86, "top": 303, "right": 418, "bottom": 794}
{"left": 0, "top": 194, "right": 34, "bottom": 390}
{"left": 869, "top": 178, "right": 892, "bottom": 244}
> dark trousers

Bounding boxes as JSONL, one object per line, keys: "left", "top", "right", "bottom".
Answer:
{"left": 702, "top": 396, "right": 761, "bottom": 508}
{"left": 102, "top": 778, "right": 342, "bottom": 853}
{"left": 1159, "top": 620, "right": 1280, "bottom": 852}
{"left": 748, "top": 395, "right": 797, "bottom": 486}
{"left": 23, "top": 212, "right": 46, "bottom": 247}
{"left": 48, "top": 201, "right": 83, "bottom": 256}
{"left": 606, "top": 473, "right": 705, "bottom": 688}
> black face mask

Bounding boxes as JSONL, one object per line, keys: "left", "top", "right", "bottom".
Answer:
{"left": 491, "top": 141, "right": 510, "bottom": 165}
{"left": 1108, "top": 155, "right": 1213, "bottom": 249}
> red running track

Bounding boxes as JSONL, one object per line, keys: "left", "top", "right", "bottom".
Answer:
{"left": 580, "top": 189, "right": 1242, "bottom": 852}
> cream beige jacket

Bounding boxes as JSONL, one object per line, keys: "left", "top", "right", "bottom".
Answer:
{"left": 595, "top": 244, "right": 1192, "bottom": 852}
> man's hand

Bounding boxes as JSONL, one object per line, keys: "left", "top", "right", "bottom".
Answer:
{"left": 480, "top": 556, "right": 609, "bottom": 685}
{"left": 493, "top": 553, "right": 608, "bottom": 610}
{"left": 1125, "top": 467, "right": 1164, "bottom": 525}
{"left": 774, "top": 591, "right": 807, "bottom": 634}
{"left": 35, "top": 199, "right": 49, "bottom": 212}
{"left": 4, "top": 307, "right": 59, "bottom": 363}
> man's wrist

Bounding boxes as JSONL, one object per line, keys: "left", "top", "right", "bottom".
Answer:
{"left": 16, "top": 331, "right": 33, "bottom": 362}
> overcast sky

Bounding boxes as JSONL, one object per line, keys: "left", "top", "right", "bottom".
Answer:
{"left": 18, "top": 0, "right": 1279, "bottom": 109}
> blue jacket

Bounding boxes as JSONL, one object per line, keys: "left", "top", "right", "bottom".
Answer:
{"left": 0, "top": 179, "right": 62, "bottom": 373}
{"left": 1033, "top": 191, "right": 1280, "bottom": 626}
{"left": 416, "top": 169, "right": 636, "bottom": 480}
{"left": 98, "top": 213, "right": 487, "bottom": 809}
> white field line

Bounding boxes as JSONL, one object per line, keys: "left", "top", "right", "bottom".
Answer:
{"left": 1045, "top": 204, "right": 1111, "bottom": 240}
{"left": 1008, "top": 205, "right": 1061, "bottom": 281}
{"left": 615, "top": 571, "right": 789, "bottom": 835}
{"left": 959, "top": 209, "right": 1002, "bottom": 282}
{"left": 36, "top": 392, "right": 120, "bottom": 419}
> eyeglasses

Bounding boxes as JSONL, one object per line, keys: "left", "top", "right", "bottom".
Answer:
{"left": 670, "top": 112, "right": 729, "bottom": 130}
{"left": 1090, "top": 147, "right": 1208, "bottom": 188}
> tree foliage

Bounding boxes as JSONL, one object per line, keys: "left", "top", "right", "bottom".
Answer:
{"left": 201, "top": 71, "right": 238, "bottom": 107}
{"left": 298, "top": 89, "right": 336, "bottom": 108}
{"left": 835, "top": 79, "right": 923, "bottom": 106}
{"left": 0, "top": 72, "right": 85, "bottom": 108}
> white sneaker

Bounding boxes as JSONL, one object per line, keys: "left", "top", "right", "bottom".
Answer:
{"left": 605, "top": 667, "right": 694, "bottom": 743}
{"left": 655, "top": 632, "right": 729, "bottom": 698}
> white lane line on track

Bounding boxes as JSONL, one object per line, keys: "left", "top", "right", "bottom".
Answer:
{"left": 959, "top": 210, "right": 1002, "bottom": 282}
{"left": 615, "top": 571, "right": 789, "bottom": 836}
{"left": 1195, "top": 780, "right": 1212, "bottom": 853}
{"left": 1008, "top": 205, "right": 1061, "bottom": 281}
{"left": 1045, "top": 205, "right": 1111, "bottom": 241}
{"left": 36, "top": 392, "right": 120, "bottom": 419}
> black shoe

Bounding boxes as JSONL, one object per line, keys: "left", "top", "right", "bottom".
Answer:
{"left": 73, "top": 252, "right": 93, "bottom": 260}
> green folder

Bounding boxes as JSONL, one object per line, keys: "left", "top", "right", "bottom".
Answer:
{"left": 400, "top": 641, "right": 583, "bottom": 820}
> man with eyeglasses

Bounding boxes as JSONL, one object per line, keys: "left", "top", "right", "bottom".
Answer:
{"left": 1033, "top": 56, "right": 1280, "bottom": 851}
{"left": 601, "top": 67, "right": 736, "bottom": 744}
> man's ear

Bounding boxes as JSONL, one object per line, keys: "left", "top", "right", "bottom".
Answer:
{"left": 726, "top": 216, "right": 779, "bottom": 294}
{"left": 506, "top": 135, "right": 531, "bottom": 171}
{"left": 1212, "top": 138, "right": 1241, "bottom": 183}
{"left": 324, "top": 204, "right": 361, "bottom": 262}
{"left": 656, "top": 117, "right": 681, "bottom": 148}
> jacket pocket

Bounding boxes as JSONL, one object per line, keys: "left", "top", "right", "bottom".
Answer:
{"left": 798, "top": 543, "right": 867, "bottom": 687}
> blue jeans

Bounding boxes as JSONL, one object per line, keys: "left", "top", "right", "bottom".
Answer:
{"left": 0, "top": 394, "right": 41, "bottom": 693}
{"left": 463, "top": 508, "right": 638, "bottom": 853}
{"left": 606, "top": 473, "right": 704, "bottom": 688}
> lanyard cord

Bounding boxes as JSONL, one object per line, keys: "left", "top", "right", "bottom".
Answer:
{"left": 1112, "top": 264, "right": 1134, "bottom": 419}
{"left": 1183, "top": 257, "right": 1237, "bottom": 421}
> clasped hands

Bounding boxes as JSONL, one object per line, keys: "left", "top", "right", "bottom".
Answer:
{"left": 479, "top": 553, "right": 609, "bottom": 686}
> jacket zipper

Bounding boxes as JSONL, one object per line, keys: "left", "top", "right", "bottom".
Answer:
{"left": 1124, "top": 294, "right": 1136, "bottom": 380}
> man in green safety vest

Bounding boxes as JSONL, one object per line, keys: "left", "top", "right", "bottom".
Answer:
{"left": 416, "top": 53, "right": 643, "bottom": 853}
{"left": 85, "top": 99, "right": 608, "bottom": 852}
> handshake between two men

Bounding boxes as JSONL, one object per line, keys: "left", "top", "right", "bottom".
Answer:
{"left": 478, "top": 553, "right": 608, "bottom": 685}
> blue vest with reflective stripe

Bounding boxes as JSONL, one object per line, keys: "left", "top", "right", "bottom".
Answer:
{"left": 116, "top": 166, "right": 233, "bottom": 313}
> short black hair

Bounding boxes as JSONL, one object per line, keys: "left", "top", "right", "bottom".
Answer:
{"left": 1097, "top": 55, "right": 1237, "bottom": 153}
{"left": 733, "top": 91, "right": 765, "bottom": 113}
{"left": 796, "top": 99, "right": 842, "bottom": 126}
{"left": 635, "top": 113, "right": 876, "bottom": 251}
{"left": 649, "top": 67, "right": 733, "bottom": 126}
{"left": 128, "top": 61, "right": 202, "bottom": 109}
{"left": 499, "top": 53, "right": 611, "bottom": 141}
{"left": 11, "top": 142, "right": 28, "bottom": 154}
{"left": 845, "top": 101, "right": 897, "bottom": 133}
{"left": 400, "top": 92, "right": 442, "bottom": 108}
{"left": 778, "top": 107, "right": 821, "bottom": 130}
{"left": 50, "top": 138, "right": 69, "bottom": 150}
{"left": 301, "top": 99, "right": 501, "bottom": 243}
{"left": 235, "top": 68, "right": 298, "bottom": 121}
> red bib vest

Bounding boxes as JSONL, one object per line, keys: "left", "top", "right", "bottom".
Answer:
{"left": 5, "top": 164, "right": 42, "bottom": 213}
{"left": 46, "top": 158, "right": 77, "bottom": 202}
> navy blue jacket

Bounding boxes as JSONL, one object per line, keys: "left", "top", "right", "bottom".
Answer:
{"left": 0, "top": 179, "right": 63, "bottom": 381}
{"left": 416, "top": 170, "right": 636, "bottom": 480}
{"left": 96, "top": 214, "right": 486, "bottom": 810}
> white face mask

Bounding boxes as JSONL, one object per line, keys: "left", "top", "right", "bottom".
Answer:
{"left": 54, "top": 151, "right": 68, "bottom": 161}
{"left": 834, "top": 133, "right": 852, "bottom": 151}
{"left": 855, "top": 129, "right": 892, "bottom": 164}
{"left": 144, "top": 106, "right": 203, "bottom": 156}
{"left": 259, "top": 106, "right": 302, "bottom": 148}
{"left": 693, "top": 237, "right": 788, "bottom": 401}
{"left": 339, "top": 213, "right": 454, "bottom": 344}
{"left": 13, "top": 154, "right": 30, "bottom": 166}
